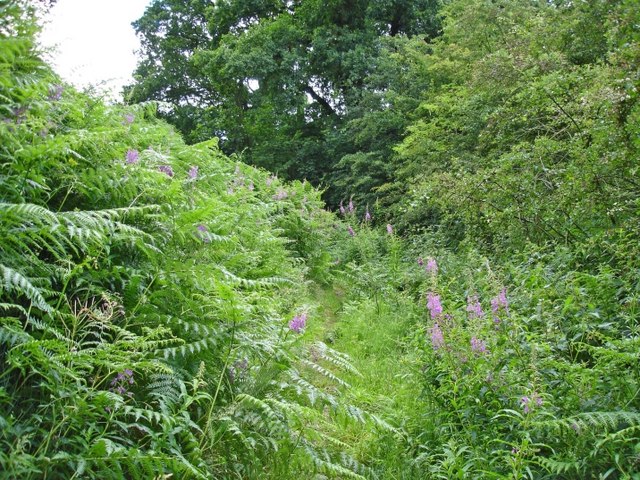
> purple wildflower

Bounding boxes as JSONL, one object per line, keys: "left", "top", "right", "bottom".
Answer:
{"left": 123, "top": 113, "right": 135, "bottom": 125}
{"left": 417, "top": 257, "right": 424, "bottom": 267}
{"left": 236, "top": 358, "right": 249, "bottom": 371}
{"left": 364, "top": 207, "right": 371, "bottom": 222}
{"left": 425, "top": 258, "right": 438, "bottom": 275}
{"left": 491, "top": 288, "right": 509, "bottom": 324}
{"left": 348, "top": 197, "right": 354, "bottom": 213}
{"left": 158, "top": 165, "right": 174, "bottom": 177}
{"left": 491, "top": 298, "right": 500, "bottom": 318}
{"left": 48, "top": 84, "right": 63, "bottom": 101}
{"left": 248, "top": 181, "right": 254, "bottom": 191}
{"left": 499, "top": 288, "right": 508, "bottom": 308}
{"left": 188, "top": 165, "right": 199, "bottom": 180}
{"left": 339, "top": 201, "right": 346, "bottom": 215}
{"left": 429, "top": 323, "right": 445, "bottom": 350}
{"left": 520, "top": 393, "right": 542, "bottom": 413}
{"left": 470, "top": 336, "right": 488, "bottom": 355}
{"left": 273, "top": 189, "right": 288, "bottom": 200}
{"left": 125, "top": 149, "right": 139, "bottom": 164}
{"left": 426, "top": 292, "right": 443, "bottom": 319}
{"left": 197, "top": 224, "right": 210, "bottom": 243}
{"left": 348, "top": 225, "right": 355, "bottom": 237}
{"left": 387, "top": 224, "right": 393, "bottom": 235}
{"left": 466, "top": 295, "right": 484, "bottom": 319}
{"left": 266, "top": 175, "right": 276, "bottom": 186}
{"left": 110, "top": 369, "right": 134, "bottom": 397}
{"left": 289, "top": 312, "right": 307, "bottom": 333}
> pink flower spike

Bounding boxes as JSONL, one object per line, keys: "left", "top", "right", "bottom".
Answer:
{"left": 288, "top": 312, "right": 307, "bottom": 333}
{"left": 470, "top": 336, "right": 488, "bottom": 355}
{"left": 466, "top": 295, "right": 484, "bottom": 319}
{"left": 158, "top": 165, "right": 174, "bottom": 177}
{"left": 425, "top": 258, "right": 438, "bottom": 275}
{"left": 429, "top": 323, "right": 445, "bottom": 350}
{"left": 125, "top": 149, "right": 139, "bottom": 164}
{"left": 426, "top": 292, "right": 443, "bottom": 319}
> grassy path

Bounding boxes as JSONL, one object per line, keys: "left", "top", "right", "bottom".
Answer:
{"left": 305, "top": 284, "right": 427, "bottom": 479}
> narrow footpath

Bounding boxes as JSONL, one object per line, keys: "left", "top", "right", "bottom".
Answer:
{"left": 304, "top": 284, "right": 427, "bottom": 479}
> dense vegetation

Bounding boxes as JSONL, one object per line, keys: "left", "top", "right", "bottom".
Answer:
{"left": 2, "top": 0, "right": 640, "bottom": 478}
{"left": 126, "top": 0, "right": 442, "bottom": 208}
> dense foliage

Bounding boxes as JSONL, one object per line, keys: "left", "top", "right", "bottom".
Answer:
{"left": 0, "top": 3, "right": 374, "bottom": 477}
{"left": 2, "top": 0, "right": 640, "bottom": 478}
{"left": 126, "top": 0, "right": 441, "bottom": 207}
{"left": 127, "top": 0, "right": 640, "bottom": 477}
{"left": 392, "top": 0, "right": 640, "bottom": 248}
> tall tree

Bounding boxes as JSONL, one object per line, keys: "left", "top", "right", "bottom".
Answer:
{"left": 127, "top": 0, "right": 442, "bottom": 206}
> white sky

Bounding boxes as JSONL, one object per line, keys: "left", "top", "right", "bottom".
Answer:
{"left": 39, "top": 0, "right": 152, "bottom": 100}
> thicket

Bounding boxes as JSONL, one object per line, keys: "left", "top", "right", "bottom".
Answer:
{"left": 128, "top": 0, "right": 640, "bottom": 247}
{"left": 0, "top": 3, "right": 375, "bottom": 477}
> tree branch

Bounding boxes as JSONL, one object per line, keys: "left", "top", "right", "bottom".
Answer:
{"left": 303, "top": 86, "right": 338, "bottom": 117}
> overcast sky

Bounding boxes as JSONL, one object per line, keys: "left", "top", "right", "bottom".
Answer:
{"left": 39, "top": 0, "right": 152, "bottom": 100}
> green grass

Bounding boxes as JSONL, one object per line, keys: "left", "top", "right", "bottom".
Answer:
{"left": 304, "top": 285, "right": 428, "bottom": 479}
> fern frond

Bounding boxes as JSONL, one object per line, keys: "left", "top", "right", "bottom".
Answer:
{"left": 216, "top": 266, "right": 293, "bottom": 289}
{"left": 305, "top": 445, "right": 367, "bottom": 480}
{"left": 121, "top": 404, "right": 172, "bottom": 425}
{"left": 234, "top": 393, "right": 287, "bottom": 436}
{"left": 146, "top": 373, "right": 182, "bottom": 405}
{"left": 311, "top": 341, "right": 362, "bottom": 376}
{"left": 300, "top": 358, "right": 351, "bottom": 388}
{"left": 535, "top": 411, "right": 640, "bottom": 436}
{"left": 286, "top": 369, "right": 338, "bottom": 407}
{"left": 160, "top": 337, "right": 215, "bottom": 360}
{"left": 0, "top": 264, "right": 52, "bottom": 313}
{"left": 0, "top": 322, "right": 32, "bottom": 346}
{"left": 536, "top": 453, "right": 585, "bottom": 476}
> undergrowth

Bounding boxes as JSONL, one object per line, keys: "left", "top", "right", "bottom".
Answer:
{"left": 2, "top": 1, "right": 639, "bottom": 479}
